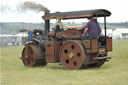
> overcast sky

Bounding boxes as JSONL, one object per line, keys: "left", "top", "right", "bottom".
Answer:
{"left": 0, "top": 0, "right": 128, "bottom": 23}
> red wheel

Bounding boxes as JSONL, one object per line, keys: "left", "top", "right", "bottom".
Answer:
{"left": 60, "top": 40, "right": 87, "bottom": 70}
{"left": 22, "top": 44, "right": 47, "bottom": 67}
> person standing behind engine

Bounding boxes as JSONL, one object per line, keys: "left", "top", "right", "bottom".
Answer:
{"left": 93, "top": 18, "right": 102, "bottom": 36}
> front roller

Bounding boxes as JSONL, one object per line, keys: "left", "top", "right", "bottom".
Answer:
{"left": 22, "top": 43, "right": 47, "bottom": 67}
{"left": 59, "top": 40, "right": 88, "bottom": 70}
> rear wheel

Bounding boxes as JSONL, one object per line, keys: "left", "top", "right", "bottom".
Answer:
{"left": 88, "top": 59, "right": 106, "bottom": 67}
{"left": 60, "top": 40, "right": 88, "bottom": 70}
{"left": 22, "top": 44, "right": 47, "bottom": 67}
{"left": 95, "top": 59, "right": 106, "bottom": 67}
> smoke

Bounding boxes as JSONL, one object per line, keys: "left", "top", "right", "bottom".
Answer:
{"left": 19, "top": 1, "right": 50, "bottom": 13}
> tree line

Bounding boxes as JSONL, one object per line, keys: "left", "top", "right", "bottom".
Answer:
{"left": 0, "top": 22, "right": 128, "bottom": 34}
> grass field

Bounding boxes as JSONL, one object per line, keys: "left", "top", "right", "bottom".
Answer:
{"left": 0, "top": 40, "right": 128, "bottom": 85}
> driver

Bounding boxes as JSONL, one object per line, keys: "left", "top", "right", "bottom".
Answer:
{"left": 81, "top": 17, "right": 98, "bottom": 39}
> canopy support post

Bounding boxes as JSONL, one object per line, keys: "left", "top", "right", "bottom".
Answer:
{"left": 104, "top": 12, "right": 107, "bottom": 37}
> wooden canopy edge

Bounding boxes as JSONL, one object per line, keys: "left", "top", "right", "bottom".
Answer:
{"left": 43, "top": 9, "right": 111, "bottom": 20}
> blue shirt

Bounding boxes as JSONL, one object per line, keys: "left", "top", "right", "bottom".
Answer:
{"left": 85, "top": 21, "right": 98, "bottom": 38}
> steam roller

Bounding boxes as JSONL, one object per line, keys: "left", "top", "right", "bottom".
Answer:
{"left": 21, "top": 9, "right": 112, "bottom": 70}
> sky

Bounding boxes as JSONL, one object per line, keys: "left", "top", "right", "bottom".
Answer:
{"left": 0, "top": 0, "right": 128, "bottom": 23}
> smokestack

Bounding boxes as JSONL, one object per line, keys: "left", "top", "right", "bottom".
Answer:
{"left": 20, "top": 1, "right": 50, "bottom": 13}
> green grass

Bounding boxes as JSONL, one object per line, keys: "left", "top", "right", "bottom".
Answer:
{"left": 0, "top": 40, "right": 128, "bottom": 85}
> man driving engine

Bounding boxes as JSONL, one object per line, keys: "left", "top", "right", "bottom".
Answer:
{"left": 81, "top": 17, "right": 99, "bottom": 39}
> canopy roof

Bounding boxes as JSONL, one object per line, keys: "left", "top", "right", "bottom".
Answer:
{"left": 43, "top": 9, "right": 111, "bottom": 20}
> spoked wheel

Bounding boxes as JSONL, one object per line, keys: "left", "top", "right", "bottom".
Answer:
{"left": 60, "top": 40, "right": 87, "bottom": 70}
{"left": 22, "top": 44, "right": 47, "bottom": 67}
